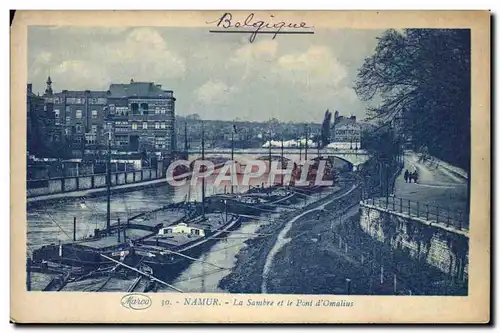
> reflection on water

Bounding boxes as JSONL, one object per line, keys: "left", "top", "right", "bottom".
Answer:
{"left": 160, "top": 189, "right": 334, "bottom": 293}
{"left": 27, "top": 171, "right": 304, "bottom": 292}
{"left": 26, "top": 172, "right": 282, "bottom": 251}
{"left": 160, "top": 220, "right": 266, "bottom": 293}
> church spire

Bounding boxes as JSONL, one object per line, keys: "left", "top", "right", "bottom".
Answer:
{"left": 44, "top": 75, "right": 53, "bottom": 96}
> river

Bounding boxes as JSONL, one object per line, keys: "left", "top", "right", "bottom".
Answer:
{"left": 160, "top": 187, "right": 338, "bottom": 293}
{"left": 26, "top": 172, "right": 286, "bottom": 250}
{"left": 27, "top": 171, "right": 290, "bottom": 292}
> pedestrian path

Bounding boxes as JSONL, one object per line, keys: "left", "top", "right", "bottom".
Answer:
{"left": 382, "top": 151, "right": 469, "bottom": 230}
{"left": 261, "top": 184, "right": 358, "bottom": 293}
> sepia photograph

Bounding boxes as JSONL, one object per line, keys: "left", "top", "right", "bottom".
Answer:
{"left": 11, "top": 10, "right": 490, "bottom": 323}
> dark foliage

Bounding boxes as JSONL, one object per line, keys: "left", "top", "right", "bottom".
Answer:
{"left": 321, "top": 109, "right": 332, "bottom": 148}
{"left": 354, "top": 29, "right": 470, "bottom": 171}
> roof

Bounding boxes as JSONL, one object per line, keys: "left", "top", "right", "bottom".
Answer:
{"left": 27, "top": 90, "right": 39, "bottom": 98}
{"left": 107, "top": 82, "right": 174, "bottom": 99}
{"left": 53, "top": 90, "right": 108, "bottom": 98}
{"left": 334, "top": 117, "right": 360, "bottom": 128}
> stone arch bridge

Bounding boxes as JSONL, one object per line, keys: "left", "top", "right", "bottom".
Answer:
{"left": 186, "top": 148, "right": 371, "bottom": 171}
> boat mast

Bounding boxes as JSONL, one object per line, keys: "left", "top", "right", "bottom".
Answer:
{"left": 268, "top": 129, "right": 272, "bottom": 169}
{"left": 184, "top": 122, "right": 191, "bottom": 204}
{"left": 231, "top": 123, "right": 234, "bottom": 195}
{"left": 281, "top": 135, "right": 284, "bottom": 186}
{"left": 201, "top": 121, "right": 205, "bottom": 218}
{"left": 305, "top": 125, "right": 309, "bottom": 160}
{"left": 106, "top": 127, "right": 112, "bottom": 234}
{"left": 184, "top": 122, "right": 188, "bottom": 153}
{"left": 299, "top": 138, "right": 302, "bottom": 160}
{"left": 317, "top": 129, "right": 321, "bottom": 159}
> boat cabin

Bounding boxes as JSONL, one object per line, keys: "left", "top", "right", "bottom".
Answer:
{"left": 157, "top": 223, "right": 205, "bottom": 237}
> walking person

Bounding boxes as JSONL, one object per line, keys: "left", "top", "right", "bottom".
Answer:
{"left": 413, "top": 171, "right": 419, "bottom": 184}
{"left": 404, "top": 169, "right": 409, "bottom": 183}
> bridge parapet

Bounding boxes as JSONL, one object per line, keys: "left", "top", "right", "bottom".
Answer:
{"left": 186, "top": 148, "right": 371, "bottom": 167}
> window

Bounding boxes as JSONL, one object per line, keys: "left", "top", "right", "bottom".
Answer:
{"left": 131, "top": 103, "right": 139, "bottom": 115}
{"left": 115, "top": 121, "right": 129, "bottom": 132}
{"left": 76, "top": 124, "right": 82, "bottom": 133}
{"left": 91, "top": 125, "right": 98, "bottom": 133}
{"left": 91, "top": 110, "right": 98, "bottom": 119}
{"left": 155, "top": 122, "right": 160, "bottom": 129}
{"left": 155, "top": 107, "right": 160, "bottom": 115}
{"left": 64, "top": 128, "right": 71, "bottom": 136}
{"left": 76, "top": 110, "right": 82, "bottom": 119}
{"left": 160, "top": 122, "right": 166, "bottom": 129}
{"left": 132, "top": 123, "right": 138, "bottom": 130}
{"left": 114, "top": 135, "right": 126, "bottom": 146}
{"left": 85, "top": 133, "right": 96, "bottom": 145}
{"left": 54, "top": 109, "right": 60, "bottom": 125}
{"left": 142, "top": 122, "right": 148, "bottom": 130}
{"left": 116, "top": 107, "right": 128, "bottom": 116}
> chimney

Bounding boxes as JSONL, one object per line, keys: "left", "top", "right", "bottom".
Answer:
{"left": 156, "top": 84, "right": 162, "bottom": 89}
{"left": 27, "top": 83, "right": 32, "bottom": 93}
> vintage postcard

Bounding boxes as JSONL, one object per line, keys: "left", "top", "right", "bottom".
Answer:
{"left": 10, "top": 10, "right": 490, "bottom": 323}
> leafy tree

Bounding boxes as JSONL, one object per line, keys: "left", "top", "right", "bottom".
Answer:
{"left": 320, "top": 109, "right": 332, "bottom": 148}
{"left": 354, "top": 29, "right": 470, "bottom": 171}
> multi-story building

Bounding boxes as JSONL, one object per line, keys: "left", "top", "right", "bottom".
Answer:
{"left": 329, "top": 111, "right": 362, "bottom": 149}
{"left": 28, "top": 77, "right": 176, "bottom": 158}
{"left": 105, "top": 79, "right": 176, "bottom": 155}
{"left": 52, "top": 87, "right": 108, "bottom": 156}
{"left": 27, "top": 80, "right": 62, "bottom": 156}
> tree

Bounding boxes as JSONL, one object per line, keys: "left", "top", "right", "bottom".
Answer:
{"left": 186, "top": 113, "right": 201, "bottom": 120}
{"left": 354, "top": 29, "right": 470, "bottom": 171}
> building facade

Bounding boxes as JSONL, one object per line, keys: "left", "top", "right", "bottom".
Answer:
{"left": 106, "top": 80, "right": 176, "bottom": 155}
{"left": 28, "top": 77, "right": 176, "bottom": 158}
{"left": 52, "top": 88, "right": 108, "bottom": 156}
{"left": 329, "top": 111, "right": 362, "bottom": 149}
{"left": 27, "top": 80, "right": 62, "bottom": 156}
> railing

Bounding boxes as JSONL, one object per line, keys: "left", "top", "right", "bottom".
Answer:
{"left": 363, "top": 196, "right": 468, "bottom": 231}
{"left": 27, "top": 164, "right": 139, "bottom": 180}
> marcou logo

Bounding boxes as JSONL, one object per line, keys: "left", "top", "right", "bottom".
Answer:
{"left": 121, "top": 293, "right": 152, "bottom": 310}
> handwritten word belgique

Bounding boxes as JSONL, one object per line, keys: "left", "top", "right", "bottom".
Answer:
{"left": 206, "top": 12, "right": 314, "bottom": 43}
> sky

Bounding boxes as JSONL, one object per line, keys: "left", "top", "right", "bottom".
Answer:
{"left": 28, "top": 26, "right": 384, "bottom": 123}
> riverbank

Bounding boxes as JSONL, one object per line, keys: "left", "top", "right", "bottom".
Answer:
{"left": 218, "top": 184, "right": 355, "bottom": 293}
{"left": 267, "top": 205, "right": 467, "bottom": 295}
{"left": 26, "top": 177, "right": 170, "bottom": 205}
